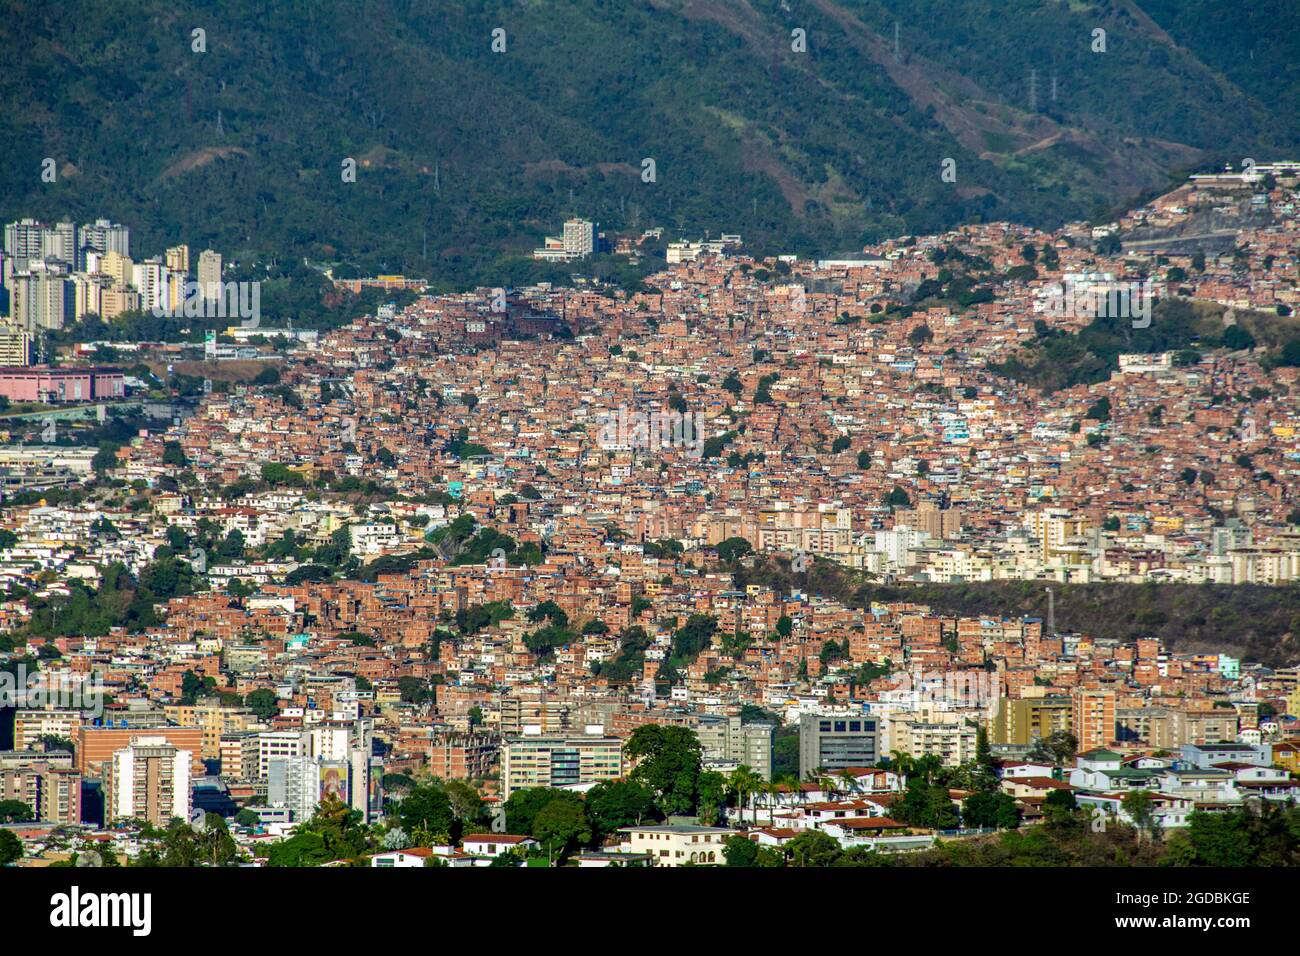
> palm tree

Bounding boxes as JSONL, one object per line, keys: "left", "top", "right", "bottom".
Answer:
{"left": 777, "top": 773, "right": 805, "bottom": 817}
{"left": 914, "top": 753, "right": 943, "bottom": 785}
{"left": 887, "top": 749, "right": 915, "bottom": 779}
{"left": 749, "top": 779, "right": 770, "bottom": 825}
{"left": 806, "top": 766, "right": 831, "bottom": 797}
{"left": 723, "top": 771, "right": 741, "bottom": 823}
{"left": 820, "top": 772, "right": 839, "bottom": 800}
{"left": 759, "top": 779, "right": 780, "bottom": 824}
{"left": 728, "top": 765, "right": 763, "bottom": 825}
{"left": 838, "top": 768, "right": 862, "bottom": 799}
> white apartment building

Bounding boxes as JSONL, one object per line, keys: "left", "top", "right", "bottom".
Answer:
{"left": 500, "top": 729, "right": 622, "bottom": 797}
{"left": 562, "top": 218, "right": 594, "bottom": 258}
{"left": 252, "top": 730, "right": 307, "bottom": 780}
{"left": 533, "top": 219, "right": 595, "bottom": 262}
{"left": 109, "top": 736, "right": 192, "bottom": 826}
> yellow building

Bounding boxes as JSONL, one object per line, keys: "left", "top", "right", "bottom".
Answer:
{"left": 164, "top": 701, "right": 259, "bottom": 760}
{"left": 890, "top": 712, "right": 978, "bottom": 767}
{"left": 1271, "top": 741, "right": 1300, "bottom": 774}
{"left": 992, "top": 695, "right": 1071, "bottom": 746}
{"left": 0, "top": 327, "right": 31, "bottom": 366}
{"left": 165, "top": 244, "right": 190, "bottom": 274}
{"left": 1026, "top": 508, "right": 1094, "bottom": 559}
{"left": 99, "top": 250, "right": 133, "bottom": 288}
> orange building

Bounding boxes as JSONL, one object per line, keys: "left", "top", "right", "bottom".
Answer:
{"left": 427, "top": 732, "right": 498, "bottom": 780}
{"left": 1072, "top": 688, "right": 1117, "bottom": 752}
{"left": 76, "top": 727, "right": 205, "bottom": 778}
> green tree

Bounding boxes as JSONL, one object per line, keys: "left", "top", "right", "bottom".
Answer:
{"left": 1029, "top": 731, "right": 1078, "bottom": 768}
{"left": 533, "top": 798, "right": 592, "bottom": 861}
{"left": 0, "top": 799, "right": 35, "bottom": 822}
{"left": 160, "top": 820, "right": 201, "bottom": 867}
{"left": 897, "top": 778, "right": 960, "bottom": 830}
{"left": 726, "top": 765, "right": 764, "bottom": 825}
{"left": 716, "top": 537, "right": 753, "bottom": 562}
{"left": 397, "top": 676, "right": 434, "bottom": 705}
{"left": 723, "top": 834, "right": 760, "bottom": 866}
{"left": 234, "top": 808, "right": 261, "bottom": 828}
{"left": 503, "top": 788, "right": 583, "bottom": 836}
{"left": 1220, "top": 324, "right": 1256, "bottom": 351}
{"left": 198, "top": 814, "right": 238, "bottom": 866}
{"left": 268, "top": 795, "right": 369, "bottom": 866}
{"left": 444, "top": 779, "right": 484, "bottom": 826}
{"left": 398, "top": 786, "right": 458, "bottom": 844}
{"left": 0, "top": 828, "right": 22, "bottom": 865}
{"left": 1122, "top": 790, "right": 1159, "bottom": 842}
{"left": 1043, "top": 788, "right": 1078, "bottom": 814}
{"left": 161, "top": 441, "right": 189, "bottom": 467}
{"left": 625, "top": 724, "right": 704, "bottom": 817}
{"left": 180, "top": 669, "right": 213, "bottom": 703}
{"left": 244, "top": 688, "right": 279, "bottom": 720}
{"left": 883, "top": 487, "right": 911, "bottom": 509}
{"left": 962, "top": 790, "right": 1021, "bottom": 830}
{"left": 585, "top": 780, "right": 660, "bottom": 841}
{"left": 672, "top": 613, "right": 719, "bottom": 661}
{"left": 1164, "top": 809, "right": 1252, "bottom": 866}
{"left": 92, "top": 443, "right": 121, "bottom": 473}
{"left": 261, "top": 462, "right": 306, "bottom": 487}
{"left": 695, "top": 770, "right": 728, "bottom": 826}
{"left": 527, "top": 600, "right": 569, "bottom": 628}
{"left": 785, "top": 830, "right": 843, "bottom": 867}
{"left": 972, "top": 725, "right": 997, "bottom": 792}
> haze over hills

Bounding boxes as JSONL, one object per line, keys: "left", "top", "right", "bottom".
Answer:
{"left": 3, "top": 0, "right": 1297, "bottom": 286}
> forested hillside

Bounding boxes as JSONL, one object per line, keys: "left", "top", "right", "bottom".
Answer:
{"left": 738, "top": 557, "right": 1300, "bottom": 667}
{"left": 2, "top": 0, "right": 1296, "bottom": 285}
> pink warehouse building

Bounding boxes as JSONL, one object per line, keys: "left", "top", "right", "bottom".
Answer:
{"left": 0, "top": 366, "right": 125, "bottom": 404}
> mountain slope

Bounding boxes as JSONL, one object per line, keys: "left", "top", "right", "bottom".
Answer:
{"left": 0, "top": 0, "right": 1295, "bottom": 286}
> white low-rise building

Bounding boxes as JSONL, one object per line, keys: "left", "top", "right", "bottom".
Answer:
{"left": 615, "top": 824, "right": 732, "bottom": 866}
